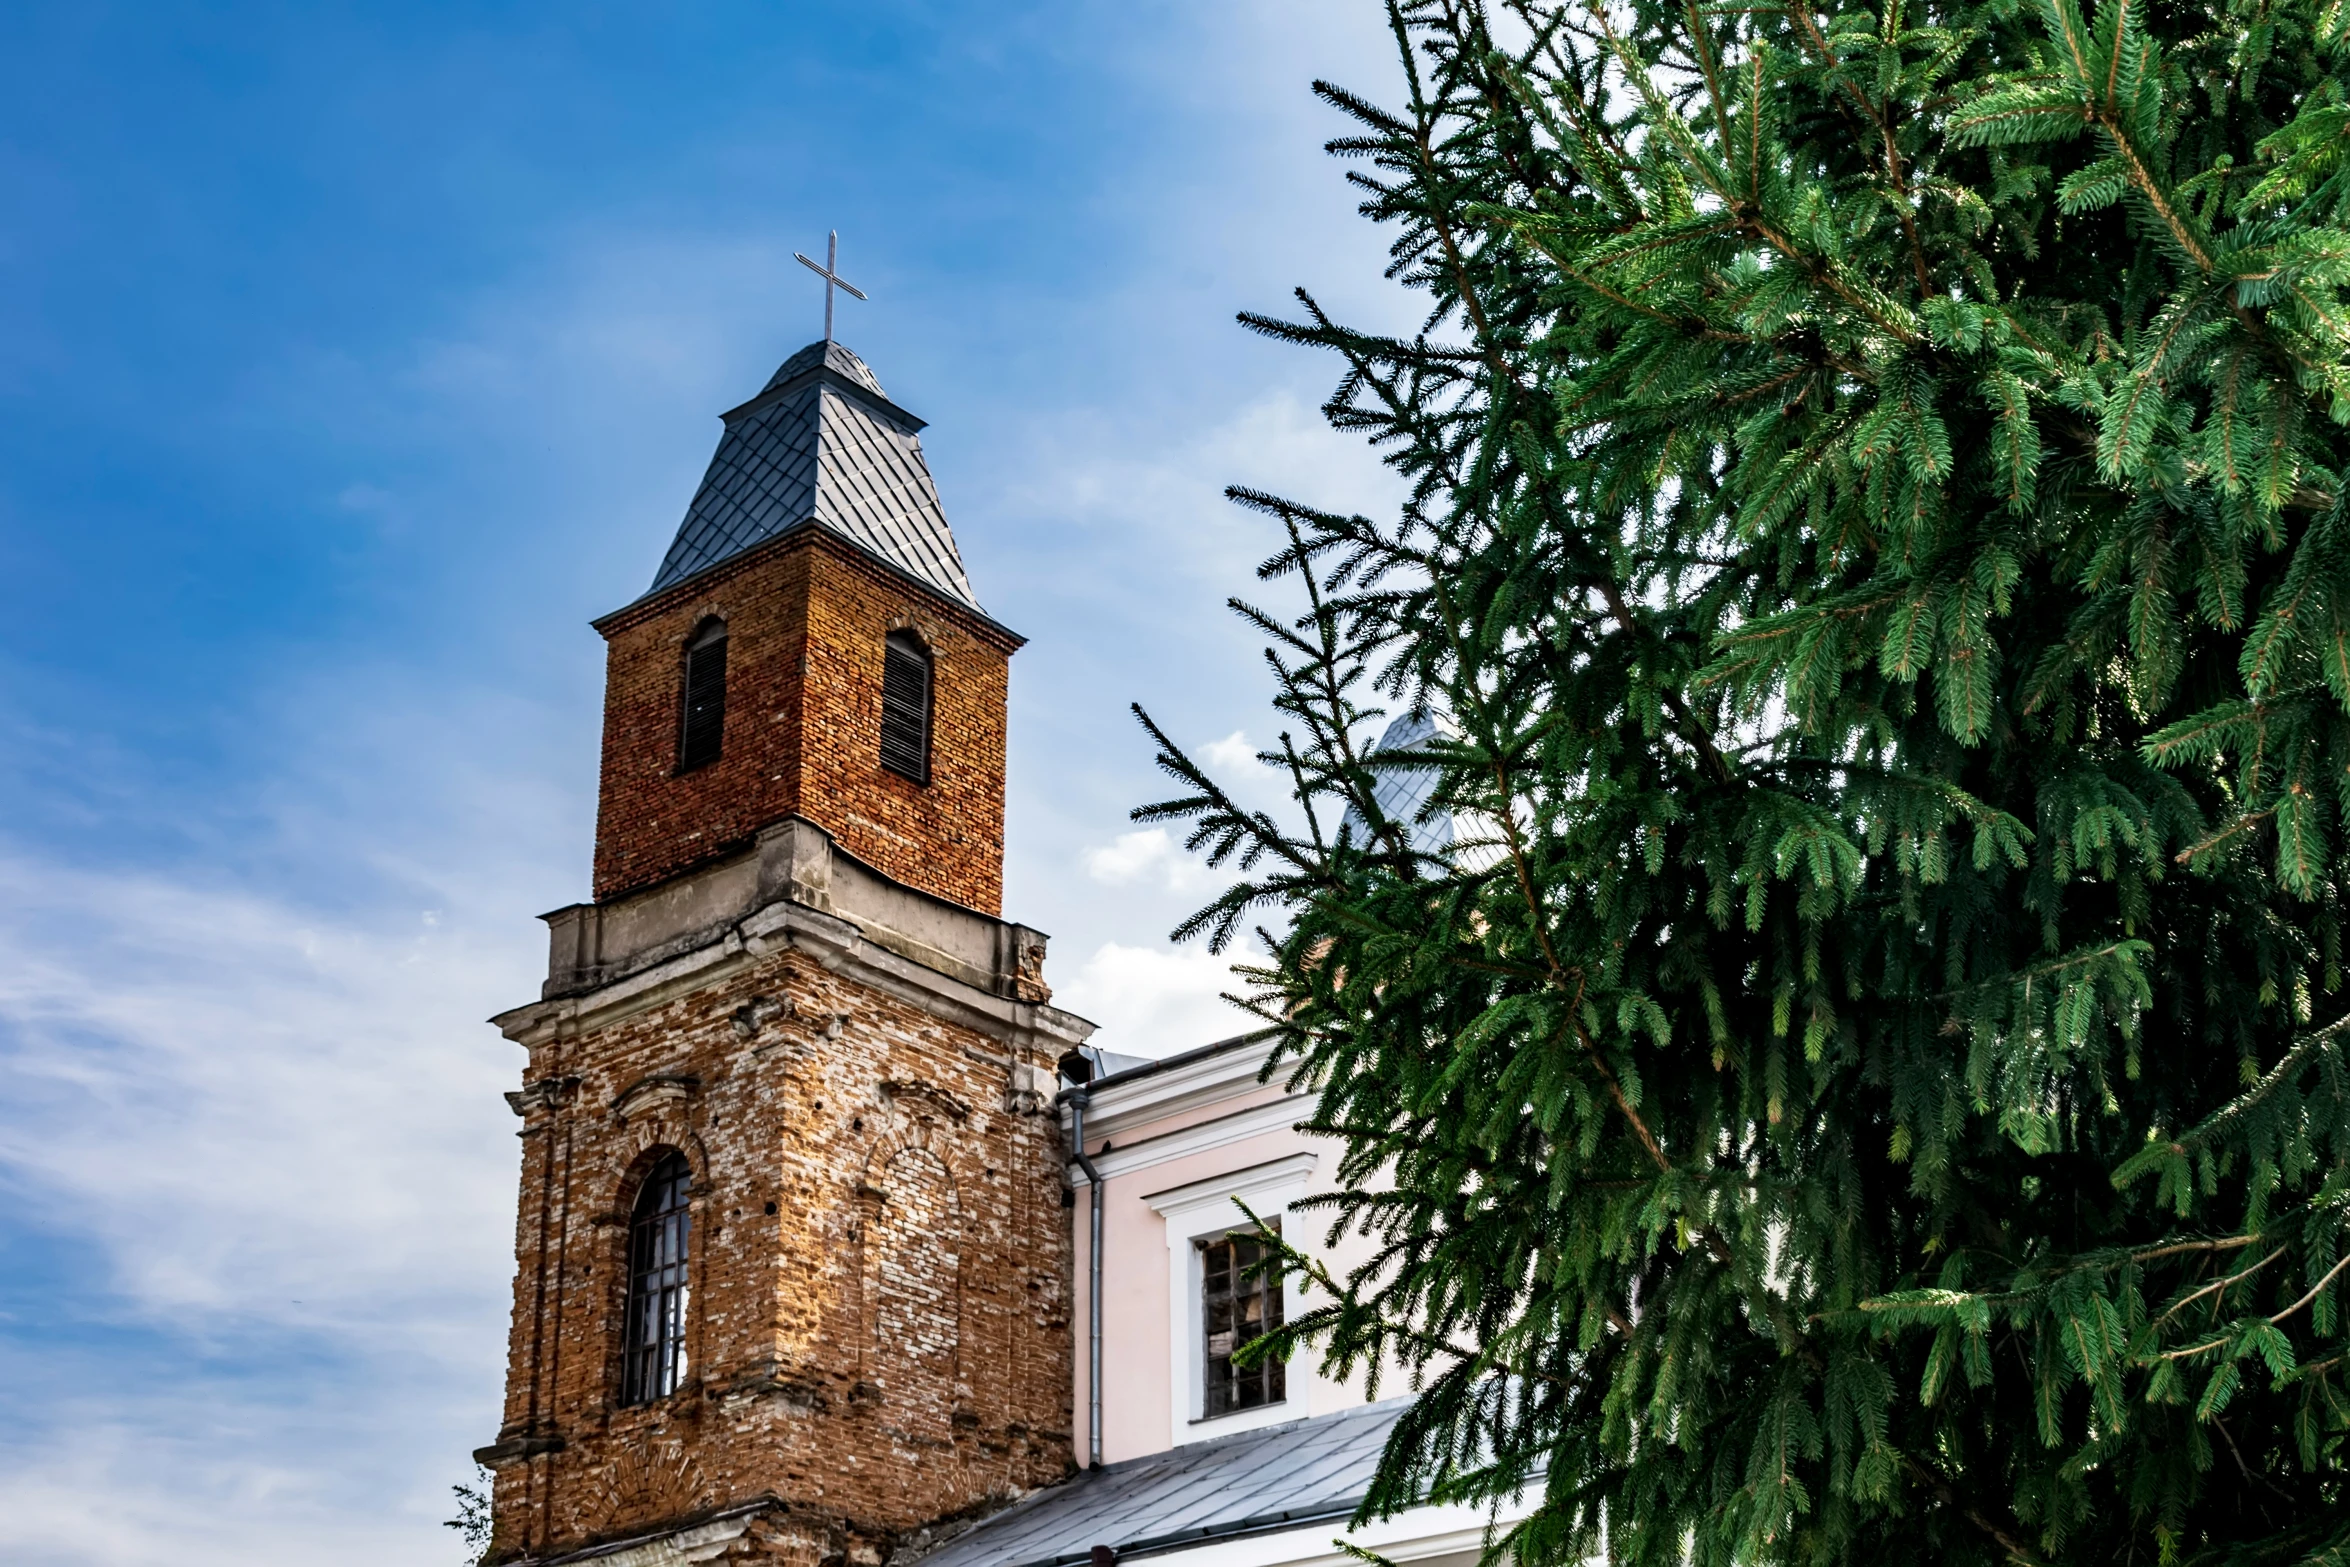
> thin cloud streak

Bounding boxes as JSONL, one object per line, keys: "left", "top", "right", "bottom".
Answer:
{"left": 1054, "top": 941, "right": 1254, "bottom": 1060}
{"left": 0, "top": 843, "right": 526, "bottom": 1564}
{"left": 0, "top": 851, "right": 520, "bottom": 1325}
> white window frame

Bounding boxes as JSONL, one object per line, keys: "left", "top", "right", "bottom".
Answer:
{"left": 1143, "top": 1152, "right": 1317, "bottom": 1447}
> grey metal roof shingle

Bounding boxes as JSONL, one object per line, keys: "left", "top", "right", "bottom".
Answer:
{"left": 647, "top": 340, "right": 982, "bottom": 613}
{"left": 915, "top": 1399, "right": 1413, "bottom": 1567}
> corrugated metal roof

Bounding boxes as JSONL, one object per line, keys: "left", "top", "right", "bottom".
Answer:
{"left": 917, "top": 1399, "right": 1411, "bottom": 1567}
{"left": 647, "top": 340, "right": 982, "bottom": 613}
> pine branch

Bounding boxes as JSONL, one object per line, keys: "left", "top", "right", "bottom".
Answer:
{"left": 1145, "top": 0, "right": 2350, "bottom": 1557}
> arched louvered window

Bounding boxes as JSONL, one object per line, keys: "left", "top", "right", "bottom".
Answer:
{"left": 879, "top": 629, "right": 932, "bottom": 784}
{"left": 621, "top": 1151, "right": 692, "bottom": 1405}
{"left": 677, "top": 619, "right": 728, "bottom": 773}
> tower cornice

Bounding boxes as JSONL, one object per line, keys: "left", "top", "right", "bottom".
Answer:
{"left": 495, "top": 816, "right": 1092, "bottom": 1056}
{"left": 591, "top": 523, "right": 1024, "bottom": 652}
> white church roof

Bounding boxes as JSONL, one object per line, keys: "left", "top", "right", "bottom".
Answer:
{"left": 1342, "top": 709, "right": 1503, "bottom": 869}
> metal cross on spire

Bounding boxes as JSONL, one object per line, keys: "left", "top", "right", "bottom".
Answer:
{"left": 794, "top": 230, "right": 868, "bottom": 344}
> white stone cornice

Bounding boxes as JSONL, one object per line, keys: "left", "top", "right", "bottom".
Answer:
{"left": 1140, "top": 1151, "right": 1319, "bottom": 1217}
{"left": 1070, "top": 1034, "right": 1285, "bottom": 1146}
{"left": 1067, "top": 1096, "right": 1312, "bottom": 1186}
{"left": 494, "top": 895, "right": 1093, "bottom": 1055}
{"left": 495, "top": 817, "right": 1095, "bottom": 1054}
{"left": 519, "top": 1502, "right": 768, "bottom": 1566}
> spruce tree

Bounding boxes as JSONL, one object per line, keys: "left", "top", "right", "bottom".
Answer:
{"left": 1137, "top": 1, "right": 2350, "bottom": 1561}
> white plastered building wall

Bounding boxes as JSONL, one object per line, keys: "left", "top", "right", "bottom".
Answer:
{"left": 1061, "top": 1033, "right": 1534, "bottom": 1567}
{"left": 1066, "top": 1034, "right": 1386, "bottom": 1461}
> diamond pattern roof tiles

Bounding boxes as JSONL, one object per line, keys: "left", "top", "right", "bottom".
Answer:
{"left": 913, "top": 1399, "right": 1412, "bottom": 1567}
{"left": 766, "top": 338, "right": 887, "bottom": 397}
{"left": 1345, "top": 710, "right": 1458, "bottom": 856}
{"left": 647, "top": 340, "right": 982, "bottom": 613}
{"left": 1336, "top": 711, "right": 1508, "bottom": 872}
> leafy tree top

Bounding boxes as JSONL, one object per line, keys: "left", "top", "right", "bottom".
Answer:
{"left": 1138, "top": 0, "right": 2350, "bottom": 1561}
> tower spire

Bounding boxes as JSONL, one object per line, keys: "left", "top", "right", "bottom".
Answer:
{"left": 641, "top": 339, "right": 989, "bottom": 616}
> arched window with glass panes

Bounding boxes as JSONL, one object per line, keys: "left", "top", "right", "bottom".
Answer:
{"left": 677, "top": 618, "right": 728, "bottom": 773}
{"left": 621, "top": 1151, "right": 692, "bottom": 1405}
{"left": 879, "top": 629, "right": 932, "bottom": 784}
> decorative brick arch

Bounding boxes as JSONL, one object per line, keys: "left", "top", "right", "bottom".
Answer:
{"left": 671, "top": 600, "right": 734, "bottom": 648}
{"left": 614, "top": 1126, "right": 711, "bottom": 1198}
{"left": 854, "top": 1104, "right": 975, "bottom": 1199}
{"left": 577, "top": 1435, "right": 711, "bottom": 1542}
{"left": 884, "top": 610, "right": 941, "bottom": 655}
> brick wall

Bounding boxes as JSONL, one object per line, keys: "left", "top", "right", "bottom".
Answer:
{"left": 590, "top": 532, "right": 1016, "bottom": 913}
{"left": 488, "top": 948, "right": 1075, "bottom": 1563}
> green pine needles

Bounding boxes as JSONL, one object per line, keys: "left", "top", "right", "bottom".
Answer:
{"left": 1134, "top": 0, "right": 2350, "bottom": 1561}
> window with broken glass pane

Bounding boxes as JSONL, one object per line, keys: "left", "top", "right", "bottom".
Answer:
{"left": 622, "top": 1151, "right": 692, "bottom": 1405}
{"left": 1199, "top": 1221, "right": 1283, "bottom": 1418}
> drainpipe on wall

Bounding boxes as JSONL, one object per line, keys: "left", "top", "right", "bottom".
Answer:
{"left": 1059, "top": 1056, "right": 1106, "bottom": 1470}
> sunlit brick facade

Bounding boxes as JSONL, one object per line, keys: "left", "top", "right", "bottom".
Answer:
{"left": 589, "top": 530, "right": 1016, "bottom": 913}
{"left": 478, "top": 341, "right": 1091, "bottom": 1566}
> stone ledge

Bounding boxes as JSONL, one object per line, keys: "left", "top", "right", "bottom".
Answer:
{"left": 494, "top": 895, "right": 1092, "bottom": 1061}
{"left": 503, "top": 1498, "right": 776, "bottom": 1567}
{"left": 475, "top": 1433, "right": 567, "bottom": 1469}
{"left": 543, "top": 817, "right": 1052, "bottom": 1004}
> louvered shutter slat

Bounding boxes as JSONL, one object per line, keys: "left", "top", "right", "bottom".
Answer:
{"left": 879, "top": 634, "right": 930, "bottom": 782}
{"left": 678, "top": 626, "right": 728, "bottom": 771}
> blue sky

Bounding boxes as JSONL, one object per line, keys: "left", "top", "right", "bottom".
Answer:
{"left": 0, "top": 5, "right": 1420, "bottom": 1562}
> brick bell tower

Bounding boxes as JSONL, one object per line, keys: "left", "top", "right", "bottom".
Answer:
{"left": 478, "top": 340, "right": 1093, "bottom": 1567}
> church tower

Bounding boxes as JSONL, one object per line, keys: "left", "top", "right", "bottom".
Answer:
{"left": 478, "top": 340, "right": 1092, "bottom": 1566}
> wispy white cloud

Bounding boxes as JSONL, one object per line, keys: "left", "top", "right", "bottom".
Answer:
{"left": 1001, "top": 391, "right": 1404, "bottom": 603}
{"left": 0, "top": 852, "right": 521, "bottom": 1326}
{"left": 0, "top": 1384, "right": 469, "bottom": 1567}
{"left": 0, "top": 677, "right": 563, "bottom": 1565}
{"left": 1054, "top": 940, "right": 1254, "bottom": 1058}
{"left": 0, "top": 818, "right": 535, "bottom": 1563}
{"left": 1080, "top": 825, "right": 1220, "bottom": 893}
{"left": 1201, "top": 729, "right": 1257, "bottom": 771}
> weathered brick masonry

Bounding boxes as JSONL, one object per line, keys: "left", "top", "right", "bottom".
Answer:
{"left": 480, "top": 340, "right": 1086, "bottom": 1567}
{"left": 591, "top": 531, "right": 1017, "bottom": 912}
{"left": 483, "top": 822, "right": 1090, "bottom": 1564}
